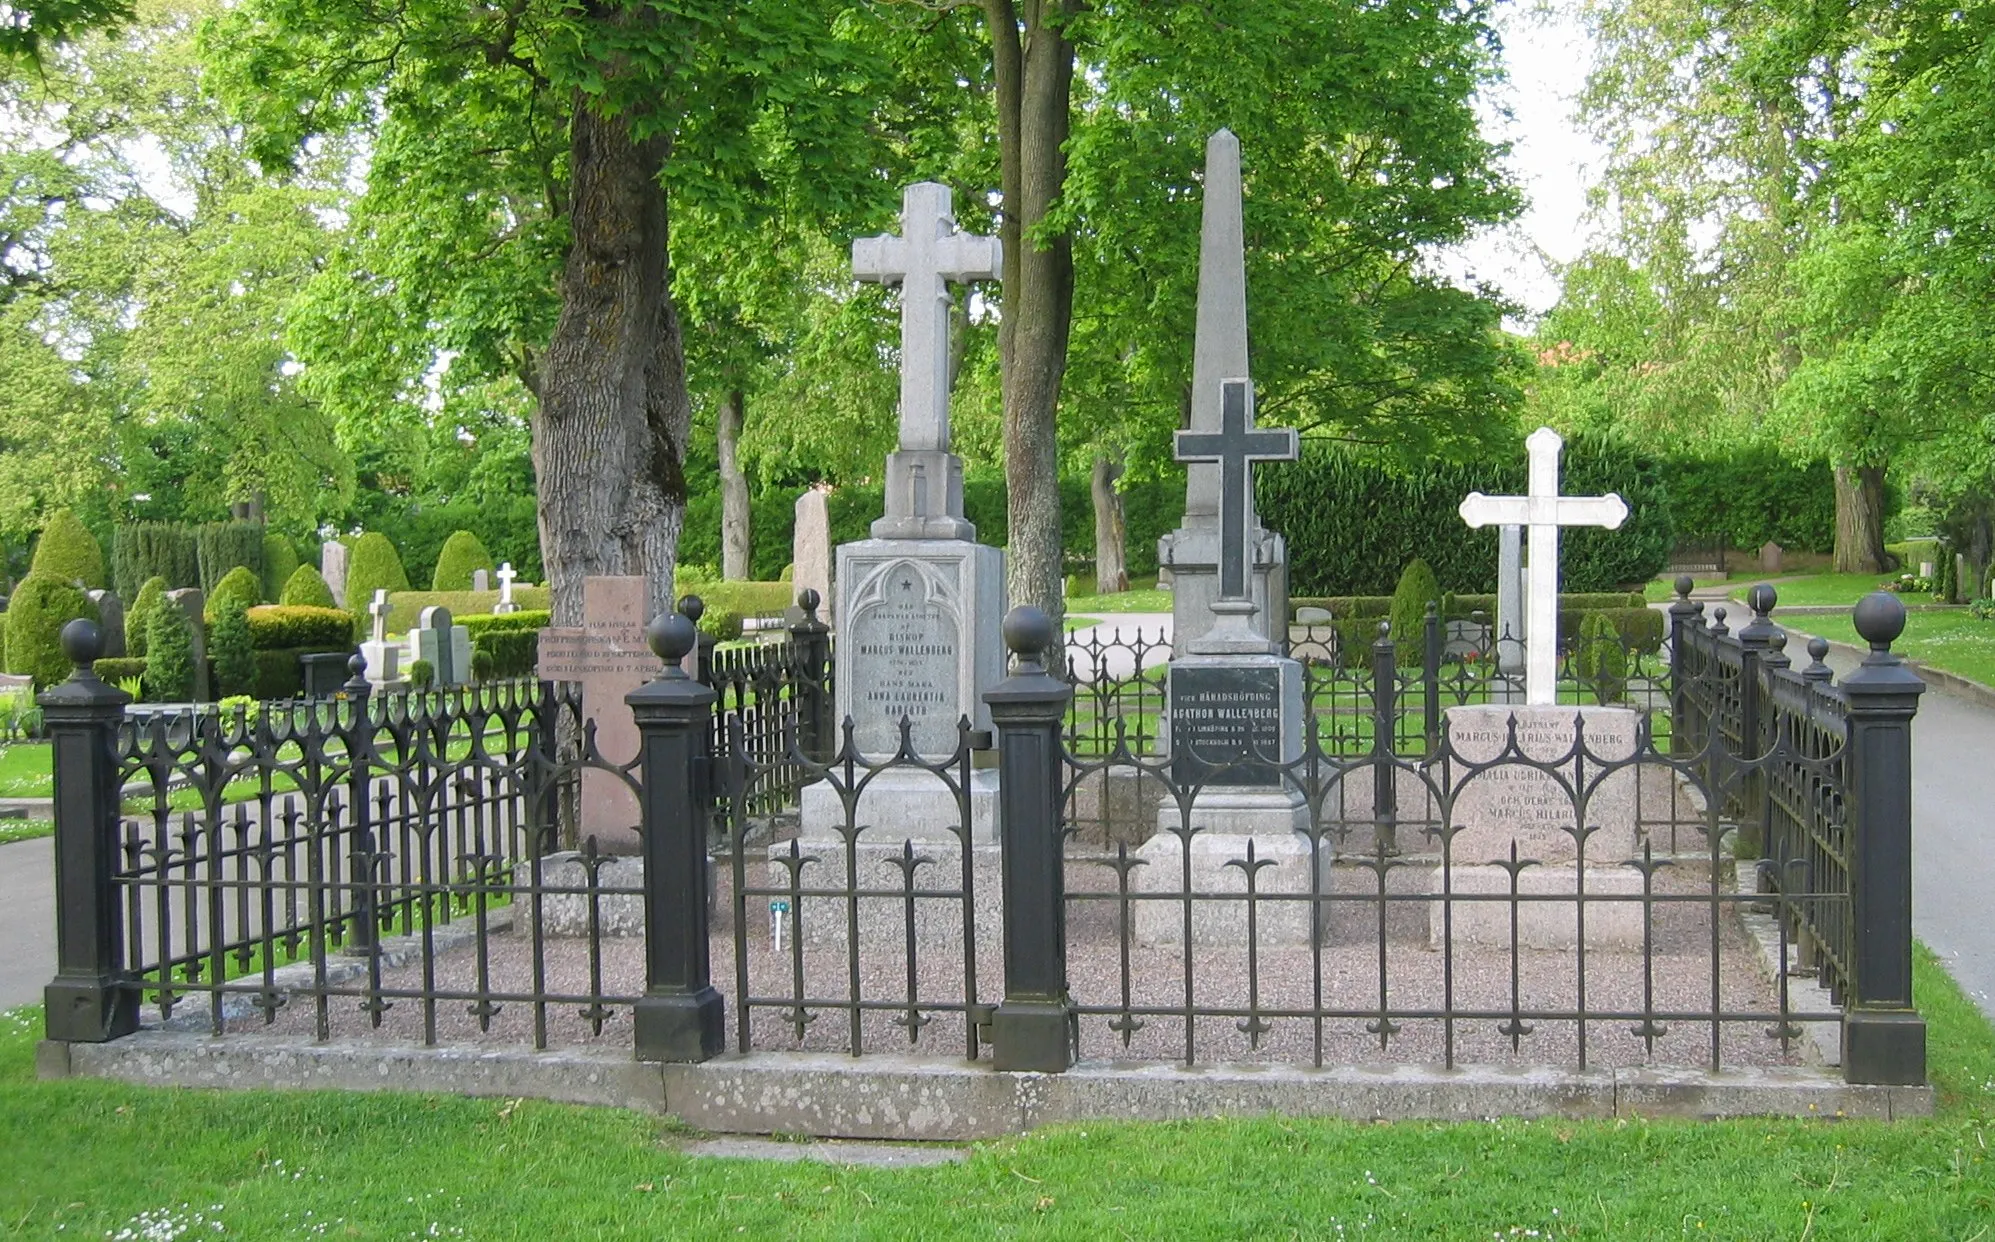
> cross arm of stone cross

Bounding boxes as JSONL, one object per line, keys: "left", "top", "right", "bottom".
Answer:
{"left": 1458, "top": 491, "right": 1629, "bottom": 531}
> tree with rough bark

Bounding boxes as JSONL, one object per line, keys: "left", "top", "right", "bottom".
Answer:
{"left": 210, "top": 0, "right": 905, "bottom": 625}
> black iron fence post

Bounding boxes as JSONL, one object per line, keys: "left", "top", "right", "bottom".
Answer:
{"left": 628, "top": 613, "right": 725, "bottom": 1063}
{"left": 339, "top": 654, "right": 380, "bottom": 953}
{"left": 1422, "top": 601, "right": 1441, "bottom": 754}
{"left": 1666, "top": 576, "right": 1700, "bottom": 756}
{"left": 1734, "top": 584, "right": 1780, "bottom": 861}
{"left": 985, "top": 607, "right": 1075, "bottom": 1073}
{"left": 791, "top": 589, "right": 834, "bottom": 764}
{"left": 1370, "top": 621, "right": 1398, "bottom": 856}
{"left": 1839, "top": 592, "right": 1926, "bottom": 1086}
{"left": 42, "top": 620, "right": 138, "bottom": 1043}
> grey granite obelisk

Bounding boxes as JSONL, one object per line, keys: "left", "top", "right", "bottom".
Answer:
{"left": 1157, "top": 129, "right": 1290, "bottom": 656}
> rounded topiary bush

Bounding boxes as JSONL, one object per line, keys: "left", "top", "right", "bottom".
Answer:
{"left": 30, "top": 509, "right": 107, "bottom": 589}
{"left": 279, "top": 564, "right": 337, "bottom": 609}
{"left": 430, "top": 529, "right": 496, "bottom": 592}
{"left": 126, "top": 575, "right": 168, "bottom": 659}
{"left": 1389, "top": 558, "right": 1442, "bottom": 666}
{"left": 1574, "top": 610, "right": 1628, "bottom": 704}
{"left": 4, "top": 572, "right": 102, "bottom": 688}
{"left": 261, "top": 533, "right": 300, "bottom": 603}
{"left": 210, "top": 596, "right": 256, "bottom": 699}
{"left": 206, "top": 565, "right": 262, "bottom": 621}
{"left": 345, "top": 532, "right": 411, "bottom": 608}
{"left": 144, "top": 599, "right": 196, "bottom": 702}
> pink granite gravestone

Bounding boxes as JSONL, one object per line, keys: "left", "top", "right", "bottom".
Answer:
{"left": 536, "top": 576, "right": 660, "bottom": 853}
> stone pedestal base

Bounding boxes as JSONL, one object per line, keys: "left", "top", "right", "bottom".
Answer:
{"left": 767, "top": 837, "right": 1002, "bottom": 959}
{"left": 1426, "top": 865, "right": 1647, "bottom": 951}
{"left": 798, "top": 768, "right": 1000, "bottom": 846}
{"left": 1136, "top": 785, "right": 1319, "bottom": 945}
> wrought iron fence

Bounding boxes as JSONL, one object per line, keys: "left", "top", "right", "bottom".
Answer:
{"left": 40, "top": 583, "right": 1926, "bottom": 1088}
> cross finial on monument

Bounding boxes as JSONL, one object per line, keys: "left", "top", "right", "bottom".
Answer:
{"left": 368, "top": 588, "right": 391, "bottom": 646}
{"left": 852, "top": 182, "right": 1001, "bottom": 455}
{"left": 1459, "top": 427, "right": 1630, "bottom": 705}
{"left": 1174, "top": 378, "right": 1297, "bottom": 651}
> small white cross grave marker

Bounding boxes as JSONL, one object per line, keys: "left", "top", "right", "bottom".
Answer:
{"left": 1459, "top": 427, "right": 1629, "bottom": 705}
{"left": 494, "top": 562, "right": 519, "bottom": 614}
{"left": 368, "top": 589, "right": 392, "bottom": 646}
{"left": 852, "top": 182, "right": 1001, "bottom": 454}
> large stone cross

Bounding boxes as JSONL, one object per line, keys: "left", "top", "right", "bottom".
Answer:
{"left": 1459, "top": 427, "right": 1629, "bottom": 705}
{"left": 1175, "top": 379, "right": 1298, "bottom": 606}
{"left": 852, "top": 182, "right": 1001, "bottom": 454}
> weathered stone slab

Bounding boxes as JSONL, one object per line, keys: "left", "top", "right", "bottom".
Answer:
{"left": 537, "top": 576, "right": 659, "bottom": 853}
{"left": 793, "top": 488, "right": 833, "bottom": 623}
{"left": 1444, "top": 705, "right": 1641, "bottom": 866}
{"left": 320, "top": 541, "right": 349, "bottom": 608}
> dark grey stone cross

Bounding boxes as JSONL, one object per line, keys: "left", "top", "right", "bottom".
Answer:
{"left": 1173, "top": 379, "right": 1298, "bottom": 601}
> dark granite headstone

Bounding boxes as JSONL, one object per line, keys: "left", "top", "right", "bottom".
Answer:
{"left": 1168, "top": 663, "right": 1283, "bottom": 787}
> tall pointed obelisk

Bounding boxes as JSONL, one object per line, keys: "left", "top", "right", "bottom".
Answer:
{"left": 1158, "top": 129, "right": 1290, "bottom": 655}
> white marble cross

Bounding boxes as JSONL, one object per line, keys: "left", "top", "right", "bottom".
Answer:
{"left": 495, "top": 562, "right": 518, "bottom": 613}
{"left": 852, "top": 182, "right": 1001, "bottom": 454}
{"left": 1459, "top": 427, "right": 1629, "bottom": 705}
{"left": 368, "top": 589, "right": 391, "bottom": 646}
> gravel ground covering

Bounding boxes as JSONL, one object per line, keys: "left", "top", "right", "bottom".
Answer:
{"left": 209, "top": 849, "right": 1816, "bottom": 1075}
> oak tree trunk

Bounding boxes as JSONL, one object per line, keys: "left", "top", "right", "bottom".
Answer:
{"left": 1831, "top": 463, "right": 1891, "bottom": 575}
{"left": 532, "top": 102, "right": 688, "bottom": 627}
{"left": 986, "top": 0, "right": 1078, "bottom": 635}
{"left": 718, "top": 387, "right": 751, "bottom": 580}
{"left": 1090, "top": 451, "right": 1127, "bottom": 594}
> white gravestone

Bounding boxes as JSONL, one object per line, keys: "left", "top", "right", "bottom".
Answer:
{"left": 493, "top": 562, "right": 520, "bottom": 614}
{"left": 1458, "top": 427, "right": 1629, "bottom": 706}
{"left": 1496, "top": 523, "right": 1525, "bottom": 682}
{"left": 359, "top": 589, "right": 401, "bottom": 687}
{"left": 790, "top": 183, "right": 1007, "bottom": 949}
{"left": 1446, "top": 429, "right": 1642, "bottom": 949}
{"left": 1156, "top": 130, "right": 1289, "bottom": 654}
{"left": 320, "top": 541, "right": 350, "bottom": 608}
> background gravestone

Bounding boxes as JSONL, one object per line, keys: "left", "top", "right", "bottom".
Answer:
{"left": 320, "top": 541, "right": 350, "bottom": 608}
{"left": 1760, "top": 541, "right": 1784, "bottom": 574}
{"left": 87, "top": 589, "right": 125, "bottom": 659}
{"left": 792, "top": 489, "right": 833, "bottom": 624}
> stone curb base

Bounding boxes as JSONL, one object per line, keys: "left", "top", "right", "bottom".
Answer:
{"left": 41, "top": 1032, "right": 1931, "bottom": 1139}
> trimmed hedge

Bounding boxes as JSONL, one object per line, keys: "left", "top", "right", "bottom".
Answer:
{"left": 144, "top": 600, "right": 196, "bottom": 702}
{"left": 1660, "top": 451, "right": 1835, "bottom": 554}
{"left": 471, "top": 629, "right": 538, "bottom": 678}
{"left": 431, "top": 530, "right": 496, "bottom": 592}
{"left": 196, "top": 521, "right": 265, "bottom": 595}
{"left": 344, "top": 532, "right": 411, "bottom": 611}
{"left": 210, "top": 597, "right": 256, "bottom": 698}
{"left": 279, "top": 564, "right": 337, "bottom": 609}
{"left": 246, "top": 605, "right": 358, "bottom": 651}
{"left": 112, "top": 522, "right": 198, "bottom": 600}
{"left": 1295, "top": 603, "right": 1663, "bottom": 669}
{"left": 262, "top": 534, "right": 300, "bottom": 603}
{"left": 93, "top": 657, "right": 148, "bottom": 686}
{"left": 382, "top": 589, "right": 551, "bottom": 633}
{"left": 1291, "top": 591, "right": 1646, "bottom": 622}
{"left": 1258, "top": 435, "right": 1672, "bottom": 594}
{"left": 126, "top": 575, "right": 168, "bottom": 659}
{"left": 206, "top": 565, "right": 263, "bottom": 620}
{"left": 5, "top": 573, "right": 101, "bottom": 687}
{"left": 30, "top": 509, "right": 107, "bottom": 590}
{"left": 677, "top": 580, "right": 795, "bottom": 620}
{"left": 1389, "top": 559, "right": 1442, "bottom": 664}
{"left": 460, "top": 610, "right": 550, "bottom": 638}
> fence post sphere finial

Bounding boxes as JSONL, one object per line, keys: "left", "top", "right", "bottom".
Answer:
{"left": 1002, "top": 605, "right": 1056, "bottom": 660}
{"left": 59, "top": 618, "right": 103, "bottom": 674}
{"left": 1674, "top": 574, "right": 1694, "bottom": 599}
{"left": 1748, "top": 582, "right": 1777, "bottom": 619}
{"left": 677, "top": 594, "right": 705, "bottom": 625}
{"left": 648, "top": 612, "right": 698, "bottom": 665}
{"left": 1853, "top": 590, "right": 1907, "bottom": 654}
{"left": 797, "top": 587, "right": 821, "bottom": 617}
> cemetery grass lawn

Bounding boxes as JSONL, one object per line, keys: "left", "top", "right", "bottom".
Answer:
{"left": 1791, "top": 611, "right": 1995, "bottom": 689}
{"left": 1732, "top": 572, "right": 1938, "bottom": 609}
{"left": 1066, "top": 586, "right": 1172, "bottom": 613}
{"left": 0, "top": 817, "right": 52, "bottom": 843}
{"left": 4, "top": 947, "right": 1991, "bottom": 1238}
{"left": 0, "top": 740, "right": 52, "bottom": 798}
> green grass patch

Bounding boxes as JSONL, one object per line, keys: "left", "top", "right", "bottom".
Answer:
{"left": 1733, "top": 572, "right": 1939, "bottom": 610}
{"left": 0, "top": 817, "right": 51, "bottom": 844}
{"left": 1790, "top": 610, "right": 1995, "bottom": 689}
{"left": 1644, "top": 574, "right": 1729, "bottom": 602}
{"left": 1062, "top": 615, "right": 1103, "bottom": 632}
{"left": 1066, "top": 586, "right": 1172, "bottom": 613}
{"left": 2, "top": 946, "right": 1992, "bottom": 1236}
{"left": 0, "top": 740, "right": 51, "bottom": 798}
